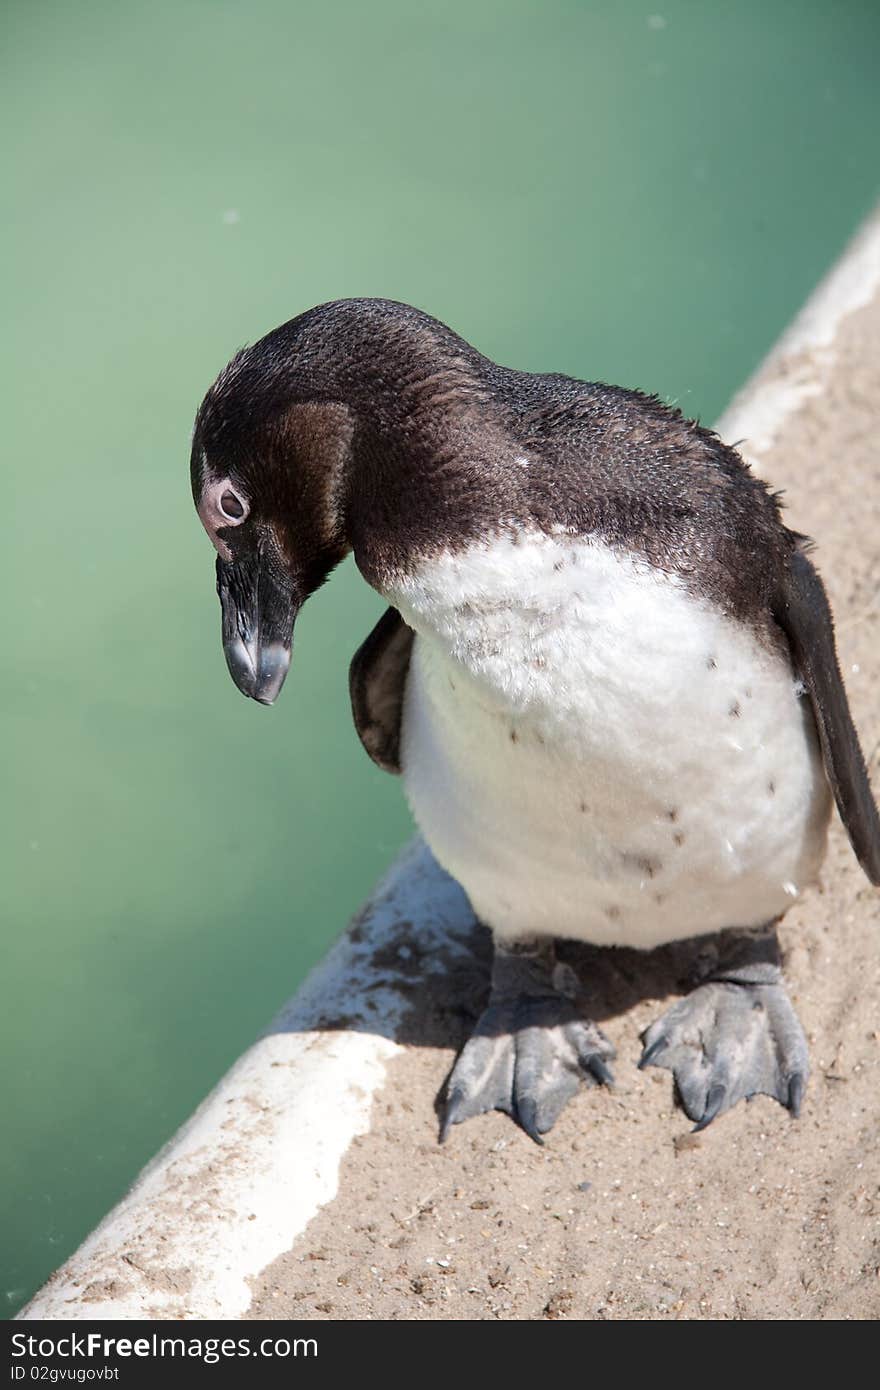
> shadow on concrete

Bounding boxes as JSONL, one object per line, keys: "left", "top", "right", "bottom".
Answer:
{"left": 266, "top": 841, "right": 758, "bottom": 1059}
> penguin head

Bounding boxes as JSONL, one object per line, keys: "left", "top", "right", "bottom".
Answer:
{"left": 190, "top": 322, "right": 355, "bottom": 705}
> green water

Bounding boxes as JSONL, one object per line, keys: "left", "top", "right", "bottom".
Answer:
{"left": 2, "top": 0, "right": 878, "bottom": 1315}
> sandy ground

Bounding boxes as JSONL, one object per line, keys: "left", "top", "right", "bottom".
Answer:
{"left": 248, "top": 277, "right": 880, "bottom": 1321}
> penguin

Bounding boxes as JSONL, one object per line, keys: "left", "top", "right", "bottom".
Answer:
{"left": 191, "top": 298, "right": 880, "bottom": 1143}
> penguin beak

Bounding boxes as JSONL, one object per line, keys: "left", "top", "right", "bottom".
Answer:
{"left": 215, "top": 553, "right": 296, "bottom": 705}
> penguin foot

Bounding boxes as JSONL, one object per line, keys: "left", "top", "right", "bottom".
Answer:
{"left": 441, "top": 938, "right": 615, "bottom": 1144}
{"left": 639, "top": 977, "right": 809, "bottom": 1130}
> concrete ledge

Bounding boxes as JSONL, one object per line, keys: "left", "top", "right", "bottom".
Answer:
{"left": 22, "top": 207, "right": 880, "bottom": 1321}
{"left": 22, "top": 843, "right": 473, "bottom": 1319}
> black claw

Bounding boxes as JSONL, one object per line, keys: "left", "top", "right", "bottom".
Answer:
{"left": 638, "top": 1037, "right": 667, "bottom": 1070}
{"left": 515, "top": 1096, "right": 546, "bottom": 1146}
{"left": 692, "top": 1082, "right": 727, "bottom": 1132}
{"left": 586, "top": 1054, "right": 615, "bottom": 1088}
{"left": 440, "top": 1088, "right": 464, "bottom": 1143}
{"left": 787, "top": 1071, "right": 806, "bottom": 1118}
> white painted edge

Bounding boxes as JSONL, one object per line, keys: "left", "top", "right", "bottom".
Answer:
{"left": 20, "top": 841, "right": 474, "bottom": 1319}
{"left": 716, "top": 206, "right": 880, "bottom": 461}
{"left": 20, "top": 201, "right": 880, "bottom": 1321}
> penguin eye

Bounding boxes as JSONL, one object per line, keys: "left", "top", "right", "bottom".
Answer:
{"left": 219, "top": 489, "right": 247, "bottom": 523}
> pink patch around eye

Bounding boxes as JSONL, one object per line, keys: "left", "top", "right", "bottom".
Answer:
{"left": 197, "top": 478, "right": 248, "bottom": 560}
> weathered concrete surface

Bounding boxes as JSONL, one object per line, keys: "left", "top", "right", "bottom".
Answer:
{"left": 20, "top": 844, "right": 476, "bottom": 1319}
{"left": 22, "top": 209, "right": 880, "bottom": 1321}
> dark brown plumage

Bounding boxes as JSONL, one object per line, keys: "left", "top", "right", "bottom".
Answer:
{"left": 192, "top": 298, "right": 795, "bottom": 624}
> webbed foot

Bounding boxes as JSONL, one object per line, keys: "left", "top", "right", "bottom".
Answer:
{"left": 441, "top": 939, "right": 615, "bottom": 1144}
{"left": 639, "top": 927, "right": 808, "bottom": 1130}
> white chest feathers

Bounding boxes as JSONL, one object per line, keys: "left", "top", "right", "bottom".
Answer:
{"left": 384, "top": 533, "right": 831, "bottom": 950}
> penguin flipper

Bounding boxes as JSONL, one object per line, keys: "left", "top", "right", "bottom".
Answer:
{"left": 774, "top": 548, "right": 880, "bottom": 885}
{"left": 349, "top": 606, "right": 414, "bottom": 775}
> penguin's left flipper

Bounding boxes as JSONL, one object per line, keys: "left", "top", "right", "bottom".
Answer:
{"left": 349, "top": 606, "right": 414, "bottom": 775}
{"left": 640, "top": 926, "right": 808, "bottom": 1129}
{"left": 441, "top": 939, "right": 615, "bottom": 1145}
{"left": 774, "top": 547, "right": 880, "bottom": 885}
